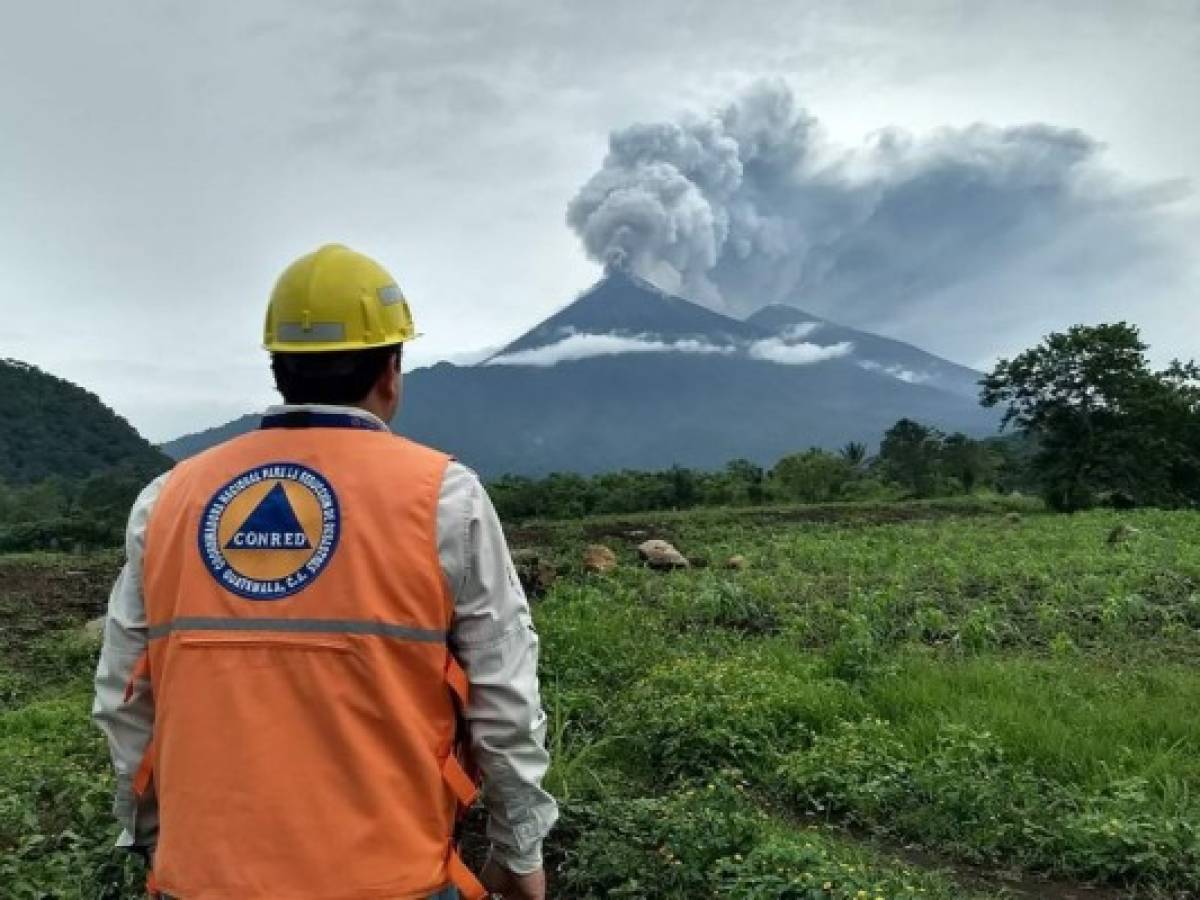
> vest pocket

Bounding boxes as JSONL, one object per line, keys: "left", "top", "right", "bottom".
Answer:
{"left": 177, "top": 633, "right": 353, "bottom": 653}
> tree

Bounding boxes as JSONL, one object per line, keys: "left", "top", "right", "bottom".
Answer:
{"left": 983, "top": 434, "right": 1038, "bottom": 495}
{"left": 939, "top": 433, "right": 998, "bottom": 494}
{"left": 771, "top": 449, "right": 854, "bottom": 503}
{"left": 981, "top": 323, "right": 1200, "bottom": 510}
{"left": 839, "top": 441, "right": 868, "bottom": 470}
{"left": 878, "top": 419, "right": 944, "bottom": 497}
{"left": 668, "top": 465, "right": 698, "bottom": 509}
{"left": 725, "top": 459, "right": 766, "bottom": 504}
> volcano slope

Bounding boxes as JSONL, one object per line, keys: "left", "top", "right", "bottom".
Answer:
{"left": 162, "top": 270, "right": 998, "bottom": 478}
{"left": 2, "top": 497, "right": 1198, "bottom": 898}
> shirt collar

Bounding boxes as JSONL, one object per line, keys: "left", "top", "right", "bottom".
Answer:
{"left": 263, "top": 404, "right": 391, "bottom": 432}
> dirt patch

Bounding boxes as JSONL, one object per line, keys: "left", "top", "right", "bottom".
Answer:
{"left": 507, "top": 499, "right": 1026, "bottom": 547}
{"left": 0, "top": 554, "right": 121, "bottom": 668}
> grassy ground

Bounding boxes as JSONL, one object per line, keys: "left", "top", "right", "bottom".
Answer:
{"left": 1, "top": 498, "right": 1197, "bottom": 897}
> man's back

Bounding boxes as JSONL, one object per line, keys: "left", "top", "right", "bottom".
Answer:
{"left": 141, "top": 419, "right": 470, "bottom": 896}
{"left": 94, "top": 245, "right": 556, "bottom": 899}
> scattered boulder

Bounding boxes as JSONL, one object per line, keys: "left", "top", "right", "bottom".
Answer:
{"left": 84, "top": 615, "right": 106, "bottom": 639}
{"left": 1107, "top": 524, "right": 1140, "bottom": 545}
{"left": 1003, "top": 512, "right": 1022, "bottom": 525}
{"left": 583, "top": 544, "right": 618, "bottom": 574}
{"left": 725, "top": 555, "right": 748, "bottom": 570}
{"left": 637, "top": 539, "right": 690, "bottom": 570}
{"left": 510, "top": 549, "right": 557, "bottom": 598}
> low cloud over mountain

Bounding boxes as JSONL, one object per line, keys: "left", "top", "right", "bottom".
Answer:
{"left": 163, "top": 272, "right": 997, "bottom": 476}
{"left": 485, "top": 330, "right": 734, "bottom": 367}
{"left": 485, "top": 301, "right": 856, "bottom": 369}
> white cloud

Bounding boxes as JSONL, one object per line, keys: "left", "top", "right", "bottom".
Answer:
{"left": 1, "top": 2, "right": 1196, "bottom": 439}
{"left": 747, "top": 339, "right": 853, "bottom": 366}
{"left": 858, "top": 360, "right": 930, "bottom": 384}
{"left": 780, "top": 323, "right": 822, "bottom": 340}
{"left": 485, "top": 332, "right": 733, "bottom": 367}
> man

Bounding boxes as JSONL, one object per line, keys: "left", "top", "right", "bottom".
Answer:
{"left": 93, "top": 244, "right": 557, "bottom": 899}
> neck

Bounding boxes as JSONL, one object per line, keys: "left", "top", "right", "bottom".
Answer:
{"left": 354, "top": 397, "right": 393, "bottom": 424}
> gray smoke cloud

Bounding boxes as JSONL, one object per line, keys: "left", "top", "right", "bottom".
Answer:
{"left": 567, "top": 81, "right": 1187, "bottom": 334}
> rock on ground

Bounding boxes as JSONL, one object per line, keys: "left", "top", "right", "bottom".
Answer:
{"left": 510, "top": 549, "right": 557, "bottom": 598}
{"left": 637, "top": 539, "right": 690, "bottom": 570}
{"left": 582, "top": 544, "right": 618, "bottom": 574}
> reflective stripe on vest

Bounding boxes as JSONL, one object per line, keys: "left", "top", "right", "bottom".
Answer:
{"left": 140, "top": 423, "right": 482, "bottom": 899}
{"left": 146, "top": 616, "right": 448, "bottom": 643}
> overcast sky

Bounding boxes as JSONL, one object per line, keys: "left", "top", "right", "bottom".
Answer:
{"left": 2, "top": 1, "right": 1197, "bottom": 441}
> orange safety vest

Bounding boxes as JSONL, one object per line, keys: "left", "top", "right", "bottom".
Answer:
{"left": 131, "top": 411, "right": 486, "bottom": 900}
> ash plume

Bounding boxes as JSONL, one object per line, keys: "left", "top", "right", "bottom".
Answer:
{"left": 568, "top": 81, "right": 1186, "bottom": 336}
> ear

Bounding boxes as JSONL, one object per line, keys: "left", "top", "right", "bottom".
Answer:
{"left": 378, "top": 350, "right": 401, "bottom": 399}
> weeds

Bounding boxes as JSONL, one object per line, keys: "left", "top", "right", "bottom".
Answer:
{"left": 4, "top": 503, "right": 1200, "bottom": 896}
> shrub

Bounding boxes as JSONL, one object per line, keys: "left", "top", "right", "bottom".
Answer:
{"left": 616, "top": 656, "right": 860, "bottom": 783}
{"left": 777, "top": 719, "right": 1200, "bottom": 887}
{"left": 557, "top": 778, "right": 966, "bottom": 899}
{"left": 0, "top": 697, "right": 145, "bottom": 898}
{"left": 662, "top": 578, "right": 782, "bottom": 636}
{"left": 715, "top": 831, "right": 963, "bottom": 899}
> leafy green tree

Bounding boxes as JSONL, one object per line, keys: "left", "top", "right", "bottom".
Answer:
{"left": 771, "top": 450, "right": 854, "bottom": 503}
{"left": 981, "top": 323, "right": 1200, "bottom": 510}
{"left": 878, "top": 419, "right": 944, "bottom": 497}
{"left": 669, "top": 466, "right": 698, "bottom": 509}
{"left": 488, "top": 475, "right": 542, "bottom": 519}
{"left": 839, "top": 441, "right": 868, "bottom": 470}
{"left": 983, "top": 434, "right": 1038, "bottom": 495}
{"left": 939, "top": 433, "right": 998, "bottom": 494}
{"left": 725, "top": 459, "right": 766, "bottom": 504}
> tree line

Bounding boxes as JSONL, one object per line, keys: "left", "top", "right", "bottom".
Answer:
{"left": 488, "top": 425, "right": 1033, "bottom": 522}
{"left": 0, "top": 466, "right": 157, "bottom": 553}
{"left": 491, "top": 321, "right": 1200, "bottom": 520}
{"left": 0, "top": 321, "right": 1195, "bottom": 550}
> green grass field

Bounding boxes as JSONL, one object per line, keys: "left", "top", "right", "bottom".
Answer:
{"left": 2, "top": 498, "right": 1198, "bottom": 898}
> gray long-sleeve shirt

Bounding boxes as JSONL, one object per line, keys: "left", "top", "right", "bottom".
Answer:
{"left": 91, "top": 403, "right": 558, "bottom": 873}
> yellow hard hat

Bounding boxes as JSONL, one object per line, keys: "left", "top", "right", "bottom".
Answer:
{"left": 264, "top": 244, "right": 417, "bottom": 352}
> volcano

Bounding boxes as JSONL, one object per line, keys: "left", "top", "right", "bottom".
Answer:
{"left": 161, "top": 271, "right": 998, "bottom": 476}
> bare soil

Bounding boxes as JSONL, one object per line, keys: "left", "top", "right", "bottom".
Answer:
{"left": 507, "top": 498, "right": 1026, "bottom": 547}
{"left": 0, "top": 553, "right": 121, "bottom": 669}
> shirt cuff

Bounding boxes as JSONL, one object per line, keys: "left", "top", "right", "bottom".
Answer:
{"left": 486, "top": 794, "right": 558, "bottom": 875}
{"left": 489, "top": 841, "right": 544, "bottom": 875}
{"left": 113, "top": 775, "right": 159, "bottom": 850}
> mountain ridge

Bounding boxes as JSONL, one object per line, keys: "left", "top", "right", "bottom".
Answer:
{"left": 0, "top": 358, "right": 171, "bottom": 484}
{"left": 160, "top": 273, "right": 997, "bottom": 475}
{"left": 491, "top": 268, "right": 764, "bottom": 359}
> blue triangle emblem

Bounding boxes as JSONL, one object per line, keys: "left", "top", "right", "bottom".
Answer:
{"left": 224, "top": 482, "right": 312, "bottom": 552}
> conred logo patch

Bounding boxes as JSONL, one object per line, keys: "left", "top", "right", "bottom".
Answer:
{"left": 198, "top": 462, "right": 340, "bottom": 600}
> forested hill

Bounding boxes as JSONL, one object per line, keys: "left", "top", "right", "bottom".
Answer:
{"left": 0, "top": 359, "right": 171, "bottom": 483}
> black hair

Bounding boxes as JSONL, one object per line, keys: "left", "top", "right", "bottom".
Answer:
{"left": 270, "top": 345, "right": 401, "bottom": 405}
